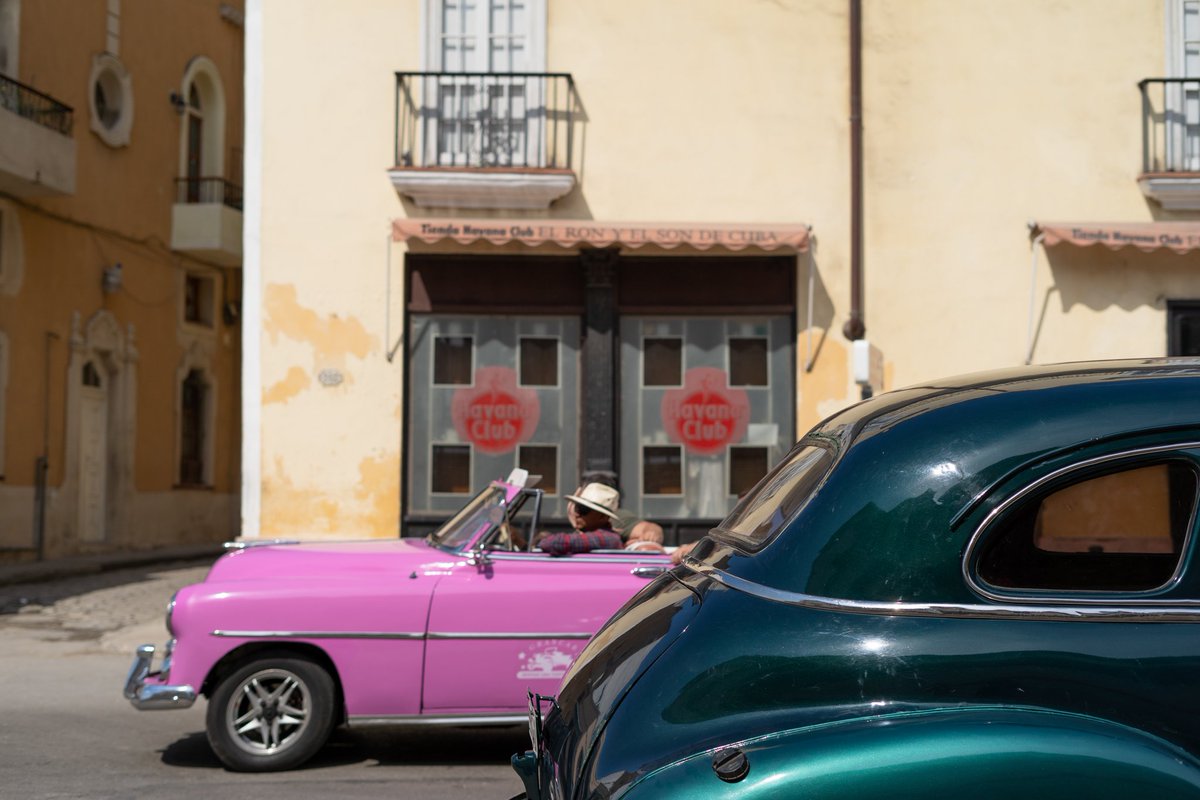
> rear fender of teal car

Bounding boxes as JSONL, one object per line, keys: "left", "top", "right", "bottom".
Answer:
{"left": 625, "top": 707, "right": 1200, "bottom": 799}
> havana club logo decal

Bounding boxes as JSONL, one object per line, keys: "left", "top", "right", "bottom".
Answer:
{"left": 451, "top": 366, "right": 540, "bottom": 454}
{"left": 661, "top": 367, "right": 750, "bottom": 456}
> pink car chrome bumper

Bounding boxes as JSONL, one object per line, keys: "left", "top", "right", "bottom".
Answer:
{"left": 123, "top": 643, "right": 197, "bottom": 710}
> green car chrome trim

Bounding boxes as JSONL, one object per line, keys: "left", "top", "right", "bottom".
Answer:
{"left": 961, "top": 441, "right": 1200, "bottom": 603}
{"left": 681, "top": 559, "right": 1200, "bottom": 621}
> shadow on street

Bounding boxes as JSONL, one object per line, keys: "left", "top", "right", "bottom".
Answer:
{"left": 160, "top": 725, "right": 529, "bottom": 771}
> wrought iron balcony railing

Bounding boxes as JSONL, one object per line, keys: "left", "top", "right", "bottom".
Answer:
{"left": 175, "top": 177, "right": 243, "bottom": 211}
{"left": 394, "top": 71, "right": 577, "bottom": 170}
{"left": 1139, "top": 77, "right": 1200, "bottom": 174}
{"left": 0, "top": 72, "right": 73, "bottom": 135}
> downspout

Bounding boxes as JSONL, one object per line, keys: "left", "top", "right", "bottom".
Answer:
{"left": 33, "top": 330, "right": 59, "bottom": 560}
{"left": 1026, "top": 224, "right": 1045, "bottom": 365}
{"left": 843, "top": 0, "right": 866, "bottom": 344}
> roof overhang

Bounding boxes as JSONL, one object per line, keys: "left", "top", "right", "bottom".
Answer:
{"left": 1030, "top": 221, "right": 1200, "bottom": 255}
{"left": 392, "top": 218, "right": 811, "bottom": 252}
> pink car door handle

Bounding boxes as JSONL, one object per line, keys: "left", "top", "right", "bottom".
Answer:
{"left": 630, "top": 566, "right": 668, "bottom": 579}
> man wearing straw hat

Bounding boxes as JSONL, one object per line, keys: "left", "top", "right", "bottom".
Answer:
{"left": 534, "top": 483, "right": 624, "bottom": 556}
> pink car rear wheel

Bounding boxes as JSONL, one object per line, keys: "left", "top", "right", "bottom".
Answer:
{"left": 206, "top": 654, "right": 336, "bottom": 772}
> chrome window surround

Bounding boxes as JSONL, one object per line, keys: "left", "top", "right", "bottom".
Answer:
{"left": 685, "top": 443, "right": 1200, "bottom": 622}
{"left": 962, "top": 442, "right": 1200, "bottom": 605}
{"left": 683, "top": 559, "right": 1200, "bottom": 623}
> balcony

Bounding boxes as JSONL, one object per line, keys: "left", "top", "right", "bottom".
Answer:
{"left": 389, "top": 71, "right": 579, "bottom": 210}
{"left": 0, "top": 73, "right": 75, "bottom": 197}
{"left": 170, "top": 177, "right": 243, "bottom": 266}
{"left": 1138, "top": 78, "right": 1200, "bottom": 210}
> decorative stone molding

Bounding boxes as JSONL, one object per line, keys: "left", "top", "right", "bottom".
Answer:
{"left": 1138, "top": 174, "right": 1200, "bottom": 211}
{"left": 389, "top": 168, "right": 575, "bottom": 210}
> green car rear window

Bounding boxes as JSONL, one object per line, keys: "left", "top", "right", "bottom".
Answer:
{"left": 716, "top": 444, "right": 834, "bottom": 548}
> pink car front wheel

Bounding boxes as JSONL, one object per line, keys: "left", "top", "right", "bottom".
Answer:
{"left": 206, "top": 654, "right": 336, "bottom": 772}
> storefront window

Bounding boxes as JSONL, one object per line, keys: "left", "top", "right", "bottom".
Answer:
{"left": 409, "top": 315, "right": 579, "bottom": 517}
{"left": 431, "top": 444, "right": 471, "bottom": 493}
{"left": 620, "top": 316, "right": 794, "bottom": 521}
{"left": 729, "top": 337, "right": 768, "bottom": 386}
{"left": 643, "top": 446, "right": 683, "bottom": 495}
{"left": 434, "top": 335, "right": 473, "bottom": 384}
{"left": 729, "top": 446, "right": 769, "bottom": 496}
{"left": 518, "top": 444, "right": 558, "bottom": 493}
{"left": 643, "top": 337, "right": 682, "bottom": 386}
{"left": 520, "top": 337, "right": 558, "bottom": 386}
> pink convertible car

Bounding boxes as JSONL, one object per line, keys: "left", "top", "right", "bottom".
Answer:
{"left": 123, "top": 473, "right": 671, "bottom": 771}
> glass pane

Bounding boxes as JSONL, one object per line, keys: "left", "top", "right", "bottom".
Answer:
{"left": 643, "top": 338, "right": 681, "bottom": 386}
{"left": 730, "top": 338, "right": 768, "bottom": 386}
{"left": 409, "top": 315, "right": 580, "bottom": 519}
{"left": 519, "top": 445, "right": 557, "bottom": 494}
{"left": 978, "top": 461, "right": 1196, "bottom": 592}
{"left": 729, "top": 446, "right": 769, "bottom": 498}
{"left": 719, "top": 445, "right": 834, "bottom": 546}
{"left": 432, "top": 444, "right": 472, "bottom": 494}
{"left": 644, "top": 446, "right": 682, "bottom": 495}
{"left": 434, "top": 336, "right": 473, "bottom": 385}
{"left": 1177, "top": 311, "right": 1200, "bottom": 356}
{"left": 520, "top": 338, "right": 557, "bottom": 386}
{"left": 82, "top": 361, "right": 102, "bottom": 387}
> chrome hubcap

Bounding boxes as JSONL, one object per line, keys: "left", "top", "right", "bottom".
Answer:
{"left": 225, "top": 668, "right": 311, "bottom": 755}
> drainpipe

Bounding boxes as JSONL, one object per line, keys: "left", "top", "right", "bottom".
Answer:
{"left": 1026, "top": 224, "right": 1045, "bottom": 365}
{"left": 34, "top": 330, "right": 59, "bottom": 560}
{"left": 842, "top": 0, "right": 866, "bottom": 345}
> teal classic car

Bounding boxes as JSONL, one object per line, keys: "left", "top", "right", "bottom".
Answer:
{"left": 513, "top": 360, "right": 1200, "bottom": 799}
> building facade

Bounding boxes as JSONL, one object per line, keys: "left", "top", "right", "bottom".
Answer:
{"left": 0, "top": 0, "right": 244, "bottom": 560}
{"left": 244, "top": 0, "right": 1200, "bottom": 543}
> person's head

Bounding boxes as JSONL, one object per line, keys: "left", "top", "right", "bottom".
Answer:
{"left": 626, "top": 521, "right": 664, "bottom": 545}
{"left": 565, "top": 482, "right": 621, "bottom": 532}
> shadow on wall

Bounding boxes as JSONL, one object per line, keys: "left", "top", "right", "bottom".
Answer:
{"left": 1025, "top": 243, "right": 1199, "bottom": 362}
{"left": 799, "top": 244, "right": 836, "bottom": 373}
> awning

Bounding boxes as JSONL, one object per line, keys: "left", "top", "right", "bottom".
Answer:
{"left": 392, "top": 218, "right": 811, "bottom": 252}
{"left": 1031, "top": 221, "right": 1200, "bottom": 255}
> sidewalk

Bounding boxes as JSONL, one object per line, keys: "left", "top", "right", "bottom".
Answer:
{"left": 0, "top": 543, "right": 225, "bottom": 588}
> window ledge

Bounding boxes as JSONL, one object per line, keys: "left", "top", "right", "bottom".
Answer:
{"left": 388, "top": 167, "right": 575, "bottom": 210}
{"left": 1137, "top": 173, "right": 1200, "bottom": 211}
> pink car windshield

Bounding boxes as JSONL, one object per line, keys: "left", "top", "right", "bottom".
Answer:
{"left": 428, "top": 485, "right": 507, "bottom": 551}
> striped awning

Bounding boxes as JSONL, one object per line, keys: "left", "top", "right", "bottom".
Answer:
{"left": 1031, "top": 221, "right": 1200, "bottom": 255}
{"left": 392, "top": 218, "right": 811, "bottom": 252}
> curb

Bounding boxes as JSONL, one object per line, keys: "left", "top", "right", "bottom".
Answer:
{"left": 0, "top": 544, "right": 225, "bottom": 588}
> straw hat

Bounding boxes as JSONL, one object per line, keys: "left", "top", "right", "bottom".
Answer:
{"left": 566, "top": 483, "right": 621, "bottom": 519}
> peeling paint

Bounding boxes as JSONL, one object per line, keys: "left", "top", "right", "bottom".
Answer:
{"left": 261, "top": 454, "right": 399, "bottom": 539}
{"left": 261, "top": 459, "right": 343, "bottom": 536}
{"left": 264, "top": 283, "right": 376, "bottom": 364}
{"left": 354, "top": 453, "right": 401, "bottom": 535}
{"left": 263, "top": 366, "right": 311, "bottom": 405}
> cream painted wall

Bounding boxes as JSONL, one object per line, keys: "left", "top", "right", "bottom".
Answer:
{"left": 252, "top": 0, "right": 1192, "bottom": 538}
{"left": 253, "top": 1, "right": 416, "bottom": 537}
{"left": 866, "top": 0, "right": 1171, "bottom": 386}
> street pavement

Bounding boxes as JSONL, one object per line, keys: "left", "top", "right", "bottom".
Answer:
{"left": 0, "top": 550, "right": 527, "bottom": 799}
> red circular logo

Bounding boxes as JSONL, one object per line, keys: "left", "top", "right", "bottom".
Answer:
{"left": 452, "top": 367, "right": 540, "bottom": 454}
{"left": 661, "top": 368, "right": 750, "bottom": 456}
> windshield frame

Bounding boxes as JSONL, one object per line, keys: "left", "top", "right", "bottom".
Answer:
{"left": 427, "top": 484, "right": 510, "bottom": 553}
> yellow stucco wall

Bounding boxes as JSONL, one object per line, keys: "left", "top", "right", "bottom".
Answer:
{"left": 0, "top": 0, "right": 244, "bottom": 556}
{"left": 252, "top": 0, "right": 1189, "bottom": 538}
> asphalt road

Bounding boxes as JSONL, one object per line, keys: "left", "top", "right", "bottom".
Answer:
{"left": 0, "top": 560, "right": 527, "bottom": 799}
